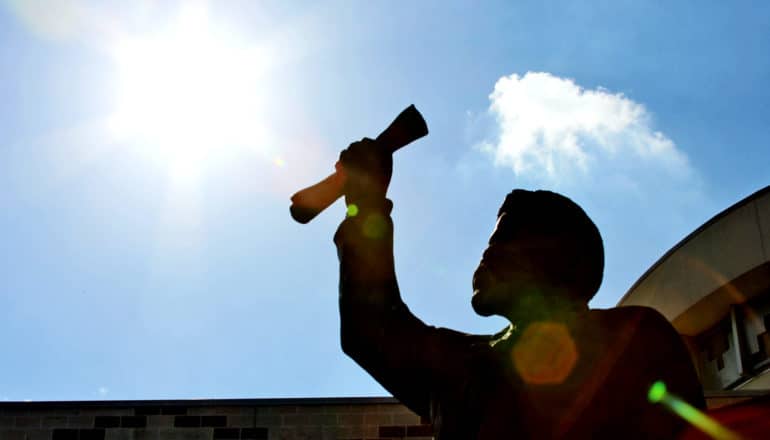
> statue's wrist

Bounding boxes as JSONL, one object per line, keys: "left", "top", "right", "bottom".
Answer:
{"left": 344, "top": 196, "right": 392, "bottom": 217}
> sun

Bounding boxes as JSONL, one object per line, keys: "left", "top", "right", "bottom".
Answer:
{"left": 108, "top": 6, "right": 267, "bottom": 182}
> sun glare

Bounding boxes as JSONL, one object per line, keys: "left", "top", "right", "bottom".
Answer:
{"left": 108, "top": 7, "right": 267, "bottom": 180}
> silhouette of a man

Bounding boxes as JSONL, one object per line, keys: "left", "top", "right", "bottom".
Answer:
{"left": 334, "top": 138, "right": 704, "bottom": 439}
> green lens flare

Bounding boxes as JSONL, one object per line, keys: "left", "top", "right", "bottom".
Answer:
{"left": 648, "top": 381, "right": 741, "bottom": 440}
{"left": 648, "top": 380, "right": 667, "bottom": 403}
{"left": 346, "top": 204, "right": 359, "bottom": 217}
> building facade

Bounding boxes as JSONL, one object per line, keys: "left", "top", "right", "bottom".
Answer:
{"left": 0, "top": 397, "right": 431, "bottom": 440}
{"left": 618, "top": 185, "right": 770, "bottom": 401}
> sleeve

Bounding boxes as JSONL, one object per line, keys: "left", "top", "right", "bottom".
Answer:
{"left": 333, "top": 199, "right": 469, "bottom": 417}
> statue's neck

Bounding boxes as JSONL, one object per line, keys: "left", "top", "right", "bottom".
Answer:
{"left": 502, "top": 289, "right": 588, "bottom": 329}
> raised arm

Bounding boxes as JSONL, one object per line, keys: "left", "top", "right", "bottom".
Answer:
{"left": 333, "top": 139, "right": 468, "bottom": 416}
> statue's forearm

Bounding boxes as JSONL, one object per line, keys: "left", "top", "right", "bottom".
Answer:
{"left": 335, "top": 200, "right": 401, "bottom": 354}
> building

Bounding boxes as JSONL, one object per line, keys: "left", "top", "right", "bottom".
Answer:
{"left": 618, "top": 185, "right": 770, "bottom": 409}
{"left": 616, "top": 184, "right": 770, "bottom": 437}
{"left": 0, "top": 397, "right": 430, "bottom": 440}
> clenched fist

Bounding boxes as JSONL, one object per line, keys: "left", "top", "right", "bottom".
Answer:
{"left": 337, "top": 138, "right": 393, "bottom": 207}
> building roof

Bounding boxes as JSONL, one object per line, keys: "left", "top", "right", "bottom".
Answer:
{"left": 0, "top": 396, "right": 399, "bottom": 410}
{"left": 618, "top": 185, "right": 770, "bottom": 335}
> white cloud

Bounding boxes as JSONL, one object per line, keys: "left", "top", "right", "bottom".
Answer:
{"left": 479, "top": 72, "right": 691, "bottom": 183}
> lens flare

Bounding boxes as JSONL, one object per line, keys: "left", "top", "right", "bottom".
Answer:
{"left": 362, "top": 213, "right": 388, "bottom": 238}
{"left": 512, "top": 321, "right": 578, "bottom": 385}
{"left": 648, "top": 380, "right": 667, "bottom": 403}
{"left": 648, "top": 381, "right": 742, "bottom": 440}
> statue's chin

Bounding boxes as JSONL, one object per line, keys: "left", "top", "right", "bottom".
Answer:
{"left": 471, "top": 290, "right": 496, "bottom": 317}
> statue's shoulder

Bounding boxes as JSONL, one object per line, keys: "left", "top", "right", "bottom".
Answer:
{"left": 430, "top": 325, "right": 500, "bottom": 347}
{"left": 588, "top": 306, "right": 683, "bottom": 358}
{"left": 426, "top": 325, "right": 505, "bottom": 367}
{"left": 590, "top": 305, "right": 671, "bottom": 329}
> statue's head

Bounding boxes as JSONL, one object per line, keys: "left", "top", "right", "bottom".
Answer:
{"left": 471, "top": 190, "right": 604, "bottom": 319}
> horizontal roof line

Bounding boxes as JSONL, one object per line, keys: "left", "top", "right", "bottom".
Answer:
{"left": 3, "top": 392, "right": 769, "bottom": 409}
{"left": 0, "top": 396, "right": 399, "bottom": 409}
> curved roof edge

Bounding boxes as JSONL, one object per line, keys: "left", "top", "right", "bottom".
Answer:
{"left": 617, "top": 185, "right": 770, "bottom": 306}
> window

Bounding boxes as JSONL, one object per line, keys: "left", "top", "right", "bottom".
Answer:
{"left": 695, "top": 317, "right": 741, "bottom": 390}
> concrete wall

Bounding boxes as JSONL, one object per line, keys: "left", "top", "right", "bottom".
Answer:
{"left": 0, "top": 394, "right": 757, "bottom": 440}
{"left": 0, "top": 398, "right": 433, "bottom": 440}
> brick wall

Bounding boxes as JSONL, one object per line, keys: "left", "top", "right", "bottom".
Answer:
{"left": 0, "top": 398, "right": 434, "bottom": 440}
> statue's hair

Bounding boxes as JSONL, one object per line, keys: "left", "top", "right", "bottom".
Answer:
{"left": 495, "top": 189, "right": 604, "bottom": 302}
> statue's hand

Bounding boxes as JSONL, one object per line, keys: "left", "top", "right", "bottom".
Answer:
{"left": 338, "top": 138, "right": 392, "bottom": 206}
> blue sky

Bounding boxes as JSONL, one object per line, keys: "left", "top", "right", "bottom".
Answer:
{"left": 1, "top": 0, "right": 768, "bottom": 401}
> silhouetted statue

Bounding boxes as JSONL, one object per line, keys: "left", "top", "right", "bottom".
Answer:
{"left": 334, "top": 138, "right": 705, "bottom": 439}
